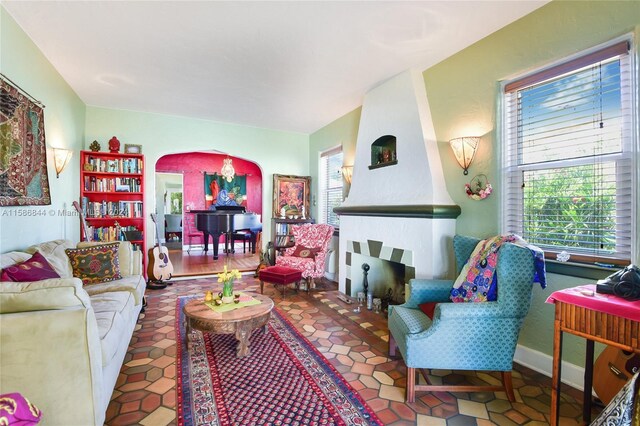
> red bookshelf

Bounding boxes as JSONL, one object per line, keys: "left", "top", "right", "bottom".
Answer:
{"left": 79, "top": 150, "right": 146, "bottom": 273}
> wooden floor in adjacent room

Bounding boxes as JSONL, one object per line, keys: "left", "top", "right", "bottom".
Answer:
{"left": 165, "top": 241, "right": 260, "bottom": 277}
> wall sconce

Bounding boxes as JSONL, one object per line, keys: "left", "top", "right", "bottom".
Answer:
{"left": 449, "top": 137, "right": 480, "bottom": 175}
{"left": 52, "top": 147, "right": 73, "bottom": 178}
{"left": 220, "top": 156, "right": 235, "bottom": 182}
{"left": 341, "top": 165, "right": 353, "bottom": 184}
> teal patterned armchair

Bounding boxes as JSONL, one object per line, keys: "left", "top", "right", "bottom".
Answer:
{"left": 388, "top": 235, "right": 536, "bottom": 402}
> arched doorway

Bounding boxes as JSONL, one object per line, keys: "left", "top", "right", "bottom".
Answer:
{"left": 155, "top": 151, "right": 263, "bottom": 276}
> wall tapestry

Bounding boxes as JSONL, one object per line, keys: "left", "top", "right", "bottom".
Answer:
{"left": 204, "top": 172, "right": 247, "bottom": 208}
{"left": 0, "top": 77, "right": 51, "bottom": 206}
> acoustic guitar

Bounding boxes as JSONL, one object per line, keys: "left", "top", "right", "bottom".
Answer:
{"left": 148, "top": 213, "right": 174, "bottom": 282}
{"left": 593, "top": 345, "right": 640, "bottom": 405}
{"left": 253, "top": 232, "right": 271, "bottom": 277}
{"left": 72, "top": 201, "right": 92, "bottom": 242}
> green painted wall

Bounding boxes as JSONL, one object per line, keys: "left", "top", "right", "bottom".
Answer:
{"left": 308, "top": 107, "right": 361, "bottom": 219}
{"left": 423, "top": 0, "right": 640, "bottom": 367}
{"left": 310, "top": 0, "right": 640, "bottom": 367}
{"left": 0, "top": 7, "right": 86, "bottom": 252}
{"left": 85, "top": 106, "right": 309, "bottom": 249}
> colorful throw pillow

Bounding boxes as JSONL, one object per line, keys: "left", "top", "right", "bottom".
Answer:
{"left": 65, "top": 243, "right": 121, "bottom": 285}
{"left": 0, "top": 392, "right": 42, "bottom": 424}
{"left": 418, "top": 302, "right": 437, "bottom": 320}
{"left": 1, "top": 251, "right": 60, "bottom": 282}
{"left": 291, "top": 245, "right": 320, "bottom": 259}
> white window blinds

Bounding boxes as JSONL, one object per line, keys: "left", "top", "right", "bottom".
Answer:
{"left": 502, "top": 41, "right": 634, "bottom": 263}
{"left": 320, "top": 147, "right": 343, "bottom": 228}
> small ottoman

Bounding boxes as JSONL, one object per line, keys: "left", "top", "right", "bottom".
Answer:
{"left": 259, "top": 266, "right": 303, "bottom": 298}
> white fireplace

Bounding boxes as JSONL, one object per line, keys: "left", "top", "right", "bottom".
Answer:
{"left": 335, "top": 69, "right": 459, "bottom": 297}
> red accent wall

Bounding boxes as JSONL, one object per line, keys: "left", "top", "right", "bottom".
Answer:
{"left": 156, "top": 153, "right": 263, "bottom": 217}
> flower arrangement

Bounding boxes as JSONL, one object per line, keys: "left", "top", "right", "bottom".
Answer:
{"left": 217, "top": 266, "right": 242, "bottom": 299}
{"left": 465, "top": 174, "right": 493, "bottom": 201}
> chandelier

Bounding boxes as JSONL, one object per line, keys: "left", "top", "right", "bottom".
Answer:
{"left": 220, "top": 157, "right": 235, "bottom": 182}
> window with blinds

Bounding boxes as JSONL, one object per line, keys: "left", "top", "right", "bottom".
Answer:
{"left": 502, "top": 40, "right": 635, "bottom": 264}
{"left": 319, "top": 147, "right": 343, "bottom": 228}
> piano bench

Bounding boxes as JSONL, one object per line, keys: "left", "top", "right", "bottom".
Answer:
{"left": 231, "top": 231, "right": 252, "bottom": 253}
{"left": 259, "top": 266, "right": 303, "bottom": 299}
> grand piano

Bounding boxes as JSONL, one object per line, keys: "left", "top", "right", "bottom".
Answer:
{"left": 190, "top": 206, "right": 261, "bottom": 260}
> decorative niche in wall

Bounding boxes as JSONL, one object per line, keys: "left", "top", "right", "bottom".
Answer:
{"left": 369, "top": 135, "right": 397, "bottom": 170}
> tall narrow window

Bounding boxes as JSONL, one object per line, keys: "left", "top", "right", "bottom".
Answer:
{"left": 319, "top": 147, "right": 343, "bottom": 228}
{"left": 502, "top": 41, "right": 635, "bottom": 264}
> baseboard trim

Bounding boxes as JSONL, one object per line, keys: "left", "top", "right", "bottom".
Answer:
{"left": 514, "top": 344, "right": 586, "bottom": 392}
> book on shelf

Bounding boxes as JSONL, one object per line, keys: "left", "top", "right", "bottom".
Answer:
{"left": 80, "top": 196, "right": 143, "bottom": 218}
{"left": 86, "top": 225, "right": 141, "bottom": 244}
{"left": 83, "top": 176, "right": 141, "bottom": 192}
{"left": 84, "top": 157, "right": 143, "bottom": 174}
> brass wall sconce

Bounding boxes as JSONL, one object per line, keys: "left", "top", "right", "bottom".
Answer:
{"left": 449, "top": 137, "right": 480, "bottom": 175}
{"left": 341, "top": 165, "right": 353, "bottom": 184}
{"left": 52, "top": 147, "right": 73, "bottom": 178}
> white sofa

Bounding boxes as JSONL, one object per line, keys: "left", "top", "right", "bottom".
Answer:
{"left": 0, "top": 239, "right": 146, "bottom": 426}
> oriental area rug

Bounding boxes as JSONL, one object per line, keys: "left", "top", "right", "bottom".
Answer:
{"left": 176, "top": 296, "right": 382, "bottom": 426}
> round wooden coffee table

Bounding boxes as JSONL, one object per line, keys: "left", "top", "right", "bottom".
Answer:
{"left": 183, "top": 293, "right": 274, "bottom": 357}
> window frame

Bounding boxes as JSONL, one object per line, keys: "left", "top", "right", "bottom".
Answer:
{"left": 318, "top": 145, "right": 343, "bottom": 229}
{"left": 499, "top": 38, "right": 638, "bottom": 267}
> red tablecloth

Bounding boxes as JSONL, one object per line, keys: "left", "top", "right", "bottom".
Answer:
{"left": 545, "top": 284, "right": 640, "bottom": 322}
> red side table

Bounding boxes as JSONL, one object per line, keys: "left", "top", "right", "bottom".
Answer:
{"left": 546, "top": 284, "right": 640, "bottom": 425}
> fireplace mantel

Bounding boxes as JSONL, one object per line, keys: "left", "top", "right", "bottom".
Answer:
{"left": 334, "top": 204, "right": 460, "bottom": 219}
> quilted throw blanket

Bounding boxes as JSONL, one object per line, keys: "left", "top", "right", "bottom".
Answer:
{"left": 450, "top": 234, "right": 546, "bottom": 303}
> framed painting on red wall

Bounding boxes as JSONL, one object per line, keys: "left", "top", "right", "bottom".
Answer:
{"left": 273, "top": 174, "right": 310, "bottom": 218}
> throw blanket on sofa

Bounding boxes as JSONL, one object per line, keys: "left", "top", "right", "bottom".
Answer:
{"left": 450, "top": 234, "right": 546, "bottom": 303}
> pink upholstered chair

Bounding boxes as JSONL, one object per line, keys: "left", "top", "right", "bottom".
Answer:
{"left": 275, "top": 223, "right": 334, "bottom": 290}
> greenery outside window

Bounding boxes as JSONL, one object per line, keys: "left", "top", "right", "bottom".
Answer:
{"left": 502, "top": 40, "right": 635, "bottom": 265}
{"left": 319, "top": 146, "right": 343, "bottom": 228}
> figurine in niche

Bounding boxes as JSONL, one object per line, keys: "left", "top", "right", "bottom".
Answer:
{"left": 382, "top": 149, "right": 391, "bottom": 163}
{"left": 300, "top": 206, "right": 306, "bottom": 219}
{"left": 280, "top": 206, "right": 286, "bottom": 219}
{"left": 377, "top": 151, "right": 383, "bottom": 164}
{"left": 89, "top": 140, "right": 101, "bottom": 152}
{"left": 392, "top": 150, "right": 397, "bottom": 161}
{"left": 108, "top": 136, "right": 121, "bottom": 153}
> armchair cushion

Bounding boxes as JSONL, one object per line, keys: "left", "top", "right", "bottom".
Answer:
{"left": 418, "top": 302, "right": 437, "bottom": 319}
{"left": 1, "top": 251, "right": 60, "bottom": 282}
{"left": 291, "top": 245, "right": 320, "bottom": 259}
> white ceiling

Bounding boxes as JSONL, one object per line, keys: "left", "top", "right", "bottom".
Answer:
{"left": 3, "top": 1, "right": 548, "bottom": 134}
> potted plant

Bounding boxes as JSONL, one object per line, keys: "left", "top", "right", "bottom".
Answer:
{"left": 217, "top": 266, "right": 241, "bottom": 303}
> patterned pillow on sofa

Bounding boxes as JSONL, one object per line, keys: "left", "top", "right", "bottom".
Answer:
{"left": 0, "top": 392, "right": 42, "bottom": 424}
{"left": 65, "top": 243, "right": 121, "bottom": 285}
{"left": 1, "top": 251, "right": 60, "bottom": 282}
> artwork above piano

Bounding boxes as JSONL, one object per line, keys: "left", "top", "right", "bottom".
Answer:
{"left": 204, "top": 172, "right": 247, "bottom": 209}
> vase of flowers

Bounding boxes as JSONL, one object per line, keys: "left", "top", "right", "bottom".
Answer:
{"left": 218, "top": 266, "right": 241, "bottom": 303}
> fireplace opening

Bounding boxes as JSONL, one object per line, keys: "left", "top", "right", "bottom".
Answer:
{"left": 345, "top": 239, "right": 415, "bottom": 311}
{"left": 351, "top": 255, "right": 407, "bottom": 307}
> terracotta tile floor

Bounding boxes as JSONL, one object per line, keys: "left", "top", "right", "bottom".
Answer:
{"left": 106, "top": 277, "right": 598, "bottom": 425}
